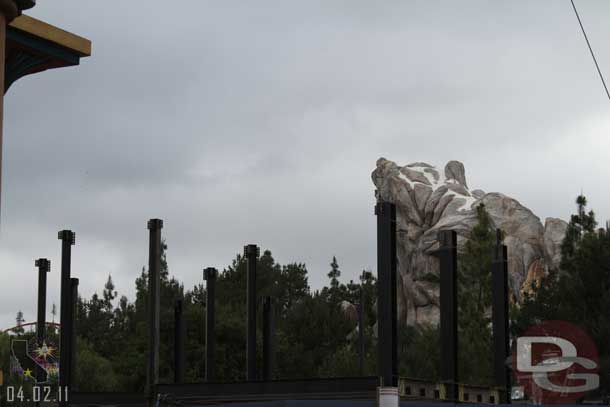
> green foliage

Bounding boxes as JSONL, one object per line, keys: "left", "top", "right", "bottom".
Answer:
{"left": 74, "top": 338, "right": 118, "bottom": 391}
{"left": 560, "top": 195, "right": 597, "bottom": 263}
{"left": 64, "top": 243, "right": 374, "bottom": 390}
{"left": 328, "top": 257, "right": 341, "bottom": 286}
{"left": 396, "top": 204, "right": 497, "bottom": 385}
{"left": 325, "top": 256, "right": 342, "bottom": 304}
{"left": 513, "top": 195, "right": 610, "bottom": 397}
{"left": 280, "top": 292, "right": 354, "bottom": 378}
{"left": 457, "top": 204, "right": 496, "bottom": 385}
{"left": 399, "top": 324, "right": 440, "bottom": 380}
{"left": 0, "top": 332, "right": 16, "bottom": 386}
{"left": 4, "top": 195, "right": 607, "bottom": 395}
{"left": 0, "top": 205, "right": 506, "bottom": 391}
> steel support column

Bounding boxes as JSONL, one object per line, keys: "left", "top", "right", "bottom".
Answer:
{"left": 58, "top": 230, "right": 74, "bottom": 390}
{"left": 244, "top": 244, "right": 259, "bottom": 381}
{"left": 36, "top": 258, "right": 50, "bottom": 341}
{"left": 492, "top": 231, "right": 510, "bottom": 403}
{"left": 433, "top": 230, "right": 458, "bottom": 401}
{"left": 375, "top": 200, "right": 397, "bottom": 387}
{"left": 203, "top": 267, "right": 217, "bottom": 382}
{"left": 146, "top": 219, "right": 163, "bottom": 406}
{"left": 70, "top": 277, "right": 79, "bottom": 390}
{"left": 35, "top": 258, "right": 50, "bottom": 383}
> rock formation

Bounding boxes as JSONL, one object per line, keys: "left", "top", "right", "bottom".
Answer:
{"left": 372, "top": 158, "right": 568, "bottom": 325}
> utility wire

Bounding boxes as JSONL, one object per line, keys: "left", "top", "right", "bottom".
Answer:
{"left": 570, "top": 0, "right": 610, "bottom": 102}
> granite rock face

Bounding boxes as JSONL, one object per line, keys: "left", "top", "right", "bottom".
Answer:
{"left": 372, "top": 158, "right": 567, "bottom": 325}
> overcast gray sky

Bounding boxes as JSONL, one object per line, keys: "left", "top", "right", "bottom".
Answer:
{"left": 1, "top": 1, "right": 610, "bottom": 329}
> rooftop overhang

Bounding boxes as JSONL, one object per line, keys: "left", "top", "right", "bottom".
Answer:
{"left": 5, "top": 14, "right": 91, "bottom": 93}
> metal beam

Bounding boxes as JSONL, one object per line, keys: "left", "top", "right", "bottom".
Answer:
{"left": 244, "top": 244, "right": 259, "bottom": 381}
{"left": 146, "top": 219, "right": 163, "bottom": 406}
{"left": 433, "top": 230, "right": 458, "bottom": 401}
{"left": 35, "top": 258, "right": 50, "bottom": 340}
{"left": 203, "top": 267, "right": 217, "bottom": 382}
{"left": 491, "top": 231, "right": 510, "bottom": 404}
{"left": 156, "top": 376, "right": 380, "bottom": 404}
{"left": 57, "top": 229, "right": 74, "bottom": 390}
{"left": 70, "top": 392, "right": 145, "bottom": 406}
{"left": 375, "top": 200, "right": 397, "bottom": 387}
{"left": 70, "top": 277, "right": 79, "bottom": 390}
{"left": 35, "top": 258, "right": 50, "bottom": 383}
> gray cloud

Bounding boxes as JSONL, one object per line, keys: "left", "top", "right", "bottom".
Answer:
{"left": 1, "top": 0, "right": 610, "bottom": 329}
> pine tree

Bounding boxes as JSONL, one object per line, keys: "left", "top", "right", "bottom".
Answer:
{"left": 457, "top": 204, "right": 496, "bottom": 385}
{"left": 560, "top": 194, "right": 597, "bottom": 265}
{"left": 325, "top": 256, "right": 344, "bottom": 305}
{"left": 103, "top": 275, "right": 117, "bottom": 313}
{"left": 328, "top": 256, "right": 341, "bottom": 288}
{"left": 67, "top": 241, "right": 377, "bottom": 389}
{"left": 514, "top": 195, "right": 610, "bottom": 397}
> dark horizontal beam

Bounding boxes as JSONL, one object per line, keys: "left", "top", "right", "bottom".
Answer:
{"left": 70, "top": 392, "right": 145, "bottom": 406}
{"left": 157, "top": 377, "right": 380, "bottom": 403}
{"left": 71, "top": 376, "right": 509, "bottom": 406}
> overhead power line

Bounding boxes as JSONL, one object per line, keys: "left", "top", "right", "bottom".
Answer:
{"left": 570, "top": 0, "right": 610, "bottom": 102}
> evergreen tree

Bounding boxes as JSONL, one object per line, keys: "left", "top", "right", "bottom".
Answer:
{"left": 514, "top": 195, "right": 610, "bottom": 398}
{"left": 74, "top": 338, "right": 118, "bottom": 391}
{"left": 278, "top": 263, "right": 309, "bottom": 314}
{"left": 102, "top": 275, "right": 117, "bottom": 313}
{"left": 398, "top": 206, "right": 497, "bottom": 384}
{"left": 68, "top": 242, "right": 376, "bottom": 390}
{"left": 458, "top": 204, "right": 496, "bottom": 385}
{"left": 325, "top": 256, "right": 346, "bottom": 305}
{"left": 399, "top": 324, "right": 440, "bottom": 380}
{"left": 328, "top": 256, "right": 341, "bottom": 286}
{"left": 560, "top": 195, "right": 597, "bottom": 266}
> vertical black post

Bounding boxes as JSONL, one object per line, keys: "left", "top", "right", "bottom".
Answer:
{"left": 433, "top": 230, "right": 458, "bottom": 401}
{"left": 244, "top": 244, "right": 259, "bottom": 381}
{"left": 70, "top": 277, "right": 79, "bottom": 391}
{"left": 204, "top": 267, "right": 217, "bottom": 382}
{"left": 263, "top": 296, "right": 275, "bottom": 381}
{"left": 35, "top": 258, "right": 50, "bottom": 384}
{"left": 174, "top": 298, "right": 185, "bottom": 383}
{"left": 58, "top": 230, "right": 75, "bottom": 391}
{"left": 358, "top": 271, "right": 366, "bottom": 376}
{"left": 375, "top": 200, "right": 397, "bottom": 387}
{"left": 492, "top": 230, "right": 510, "bottom": 404}
{"left": 146, "top": 219, "right": 163, "bottom": 407}
{"left": 36, "top": 259, "right": 50, "bottom": 340}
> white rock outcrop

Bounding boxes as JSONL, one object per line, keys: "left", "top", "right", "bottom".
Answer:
{"left": 372, "top": 158, "right": 567, "bottom": 325}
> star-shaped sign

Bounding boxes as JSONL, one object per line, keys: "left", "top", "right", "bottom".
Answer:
{"left": 23, "top": 368, "right": 33, "bottom": 378}
{"left": 33, "top": 341, "right": 55, "bottom": 360}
